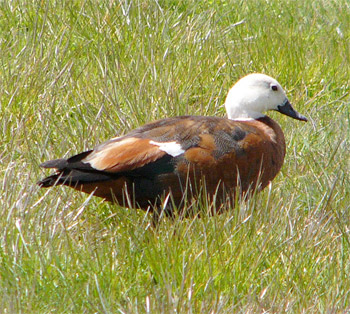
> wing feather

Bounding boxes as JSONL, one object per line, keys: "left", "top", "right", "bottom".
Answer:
{"left": 82, "top": 137, "right": 167, "bottom": 172}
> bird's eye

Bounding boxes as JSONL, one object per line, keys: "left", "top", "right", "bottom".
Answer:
{"left": 271, "top": 85, "right": 278, "bottom": 91}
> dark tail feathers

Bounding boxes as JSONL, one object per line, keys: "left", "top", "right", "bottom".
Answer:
{"left": 37, "top": 174, "right": 63, "bottom": 187}
{"left": 38, "top": 154, "right": 117, "bottom": 188}
{"left": 40, "top": 158, "right": 68, "bottom": 169}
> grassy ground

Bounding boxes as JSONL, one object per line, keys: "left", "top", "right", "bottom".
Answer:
{"left": 1, "top": 0, "right": 349, "bottom": 312}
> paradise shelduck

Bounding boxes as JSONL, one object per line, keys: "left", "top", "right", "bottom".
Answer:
{"left": 38, "top": 73, "right": 307, "bottom": 222}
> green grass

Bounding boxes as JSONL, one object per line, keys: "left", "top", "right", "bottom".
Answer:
{"left": 1, "top": 0, "right": 350, "bottom": 312}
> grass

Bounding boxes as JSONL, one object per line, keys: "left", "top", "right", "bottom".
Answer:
{"left": 1, "top": 0, "right": 350, "bottom": 312}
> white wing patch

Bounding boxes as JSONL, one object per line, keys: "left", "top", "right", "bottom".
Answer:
{"left": 149, "top": 140, "right": 185, "bottom": 157}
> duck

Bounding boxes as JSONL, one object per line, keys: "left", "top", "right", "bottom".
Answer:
{"left": 38, "top": 73, "right": 307, "bottom": 222}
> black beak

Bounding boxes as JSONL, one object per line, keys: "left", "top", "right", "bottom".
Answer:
{"left": 277, "top": 100, "right": 308, "bottom": 122}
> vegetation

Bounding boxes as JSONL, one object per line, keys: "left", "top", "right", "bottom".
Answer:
{"left": 1, "top": 0, "right": 349, "bottom": 312}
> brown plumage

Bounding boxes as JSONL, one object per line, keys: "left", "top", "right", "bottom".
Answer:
{"left": 38, "top": 73, "right": 307, "bottom": 221}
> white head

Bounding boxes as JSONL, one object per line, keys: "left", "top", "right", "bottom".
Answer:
{"left": 225, "top": 73, "right": 307, "bottom": 122}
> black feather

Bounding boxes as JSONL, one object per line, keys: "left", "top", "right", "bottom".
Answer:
{"left": 40, "top": 159, "right": 68, "bottom": 169}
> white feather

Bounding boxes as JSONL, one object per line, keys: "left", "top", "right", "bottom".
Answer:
{"left": 149, "top": 140, "right": 185, "bottom": 157}
{"left": 224, "top": 73, "right": 288, "bottom": 121}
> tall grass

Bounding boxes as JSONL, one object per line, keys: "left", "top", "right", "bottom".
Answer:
{"left": 1, "top": 0, "right": 349, "bottom": 312}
